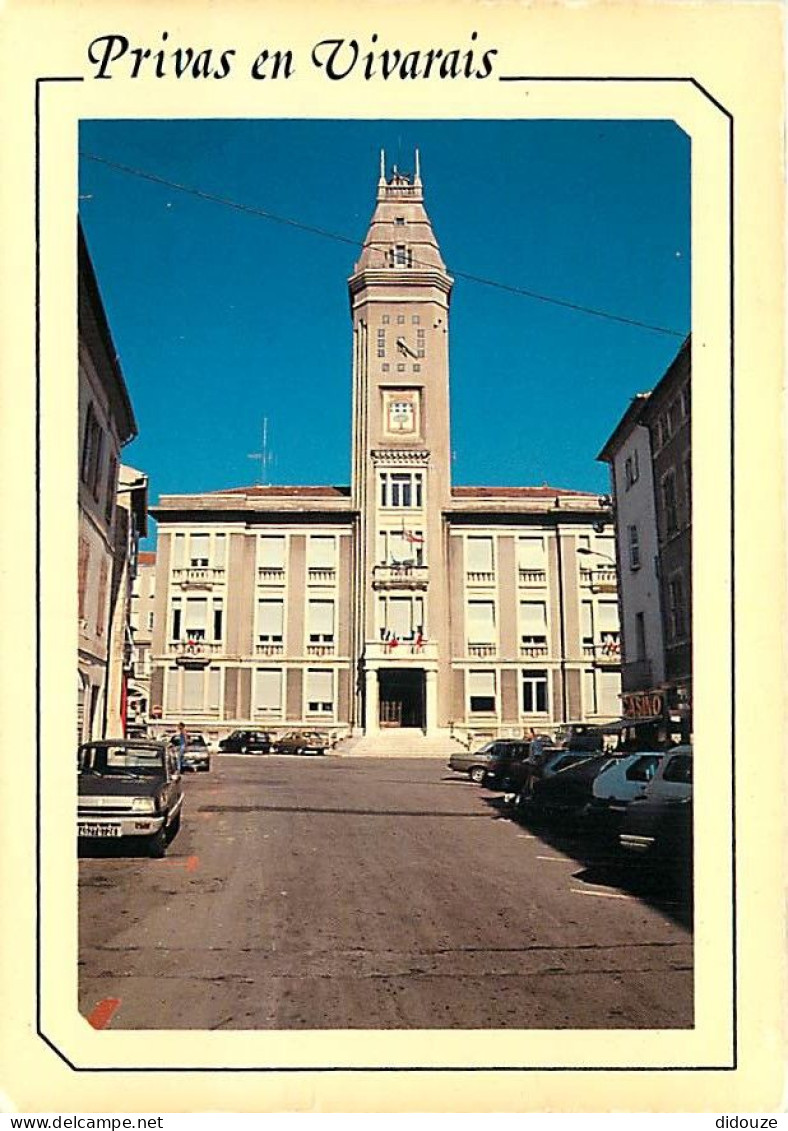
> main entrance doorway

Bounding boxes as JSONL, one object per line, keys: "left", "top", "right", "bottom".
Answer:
{"left": 378, "top": 669, "right": 425, "bottom": 729}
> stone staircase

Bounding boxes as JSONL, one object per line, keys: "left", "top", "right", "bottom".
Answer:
{"left": 334, "top": 728, "right": 468, "bottom": 759}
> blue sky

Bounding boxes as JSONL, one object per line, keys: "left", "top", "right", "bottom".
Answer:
{"left": 79, "top": 119, "right": 690, "bottom": 540}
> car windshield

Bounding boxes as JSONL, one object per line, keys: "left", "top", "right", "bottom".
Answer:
{"left": 79, "top": 744, "right": 164, "bottom": 776}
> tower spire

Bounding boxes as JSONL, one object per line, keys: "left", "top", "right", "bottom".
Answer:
{"left": 414, "top": 148, "right": 421, "bottom": 185}
{"left": 378, "top": 148, "right": 386, "bottom": 186}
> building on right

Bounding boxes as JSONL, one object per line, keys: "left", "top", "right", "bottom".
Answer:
{"left": 598, "top": 336, "right": 691, "bottom": 743}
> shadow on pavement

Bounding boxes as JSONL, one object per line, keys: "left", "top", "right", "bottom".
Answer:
{"left": 480, "top": 792, "right": 693, "bottom": 931}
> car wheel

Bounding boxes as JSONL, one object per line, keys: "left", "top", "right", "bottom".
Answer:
{"left": 148, "top": 827, "right": 168, "bottom": 858}
{"left": 240, "top": 744, "right": 248, "bottom": 755}
{"left": 469, "top": 766, "right": 485, "bottom": 784}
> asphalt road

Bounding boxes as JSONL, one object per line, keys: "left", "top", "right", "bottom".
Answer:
{"left": 78, "top": 755, "right": 693, "bottom": 1030}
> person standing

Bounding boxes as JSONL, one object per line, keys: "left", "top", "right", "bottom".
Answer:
{"left": 177, "top": 721, "right": 187, "bottom": 773}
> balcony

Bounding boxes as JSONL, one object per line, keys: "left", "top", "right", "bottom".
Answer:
{"left": 258, "top": 567, "right": 285, "bottom": 585}
{"left": 468, "top": 643, "right": 497, "bottom": 659}
{"left": 518, "top": 568, "right": 547, "bottom": 586}
{"left": 306, "top": 642, "right": 335, "bottom": 657}
{"left": 466, "top": 570, "right": 495, "bottom": 585}
{"left": 580, "top": 566, "right": 618, "bottom": 593}
{"left": 520, "top": 642, "right": 549, "bottom": 658}
{"left": 372, "top": 563, "right": 428, "bottom": 591}
{"left": 172, "top": 567, "right": 225, "bottom": 589}
{"left": 255, "top": 642, "right": 284, "bottom": 657}
{"left": 365, "top": 639, "right": 438, "bottom": 663}
{"left": 308, "top": 567, "right": 336, "bottom": 585}
{"left": 583, "top": 635, "right": 621, "bottom": 664}
{"left": 169, "top": 639, "right": 222, "bottom": 666}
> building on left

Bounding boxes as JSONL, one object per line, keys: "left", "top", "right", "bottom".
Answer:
{"left": 77, "top": 224, "right": 146, "bottom": 742}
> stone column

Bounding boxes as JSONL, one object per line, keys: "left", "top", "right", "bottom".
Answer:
{"left": 364, "top": 667, "right": 379, "bottom": 735}
{"left": 425, "top": 669, "right": 438, "bottom": 736}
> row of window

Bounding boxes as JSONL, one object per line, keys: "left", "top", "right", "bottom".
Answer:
{"left": 466, "top": 599, "right": 619, "bottom": 646}
{"left": 163, "top": 665, "right": 338, "bottom": 716}
{"left": 80, "top": 402, "right": 118, "bottom": 526}
{"left": 660, "top": 459, "right": 691, "bottom": 540}
{"left": 653, "top": 383, "right": 690, "bottom": 452}
{"left": 161, "top": 664, "right": 621, "bottom": 719}
{"left": 380, "top": 313, "right": 422, "bottom": 325}
{"left": 467, "top": 667, "right": 620, "bottom": 717}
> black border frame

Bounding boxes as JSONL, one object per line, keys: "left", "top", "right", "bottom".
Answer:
{"left": 36, "top": 73, "right": 734, "bottom": 1073}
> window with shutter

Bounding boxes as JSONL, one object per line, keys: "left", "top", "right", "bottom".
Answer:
{"left": 184, "top": 598, "right": 208, "bottom": 640}
{"left": 256, "top": 669, "right": 282, "bottom": 713}
{"left": 467, "top": 601, "right": 495, "bottom": 644}
{"left": 468, "top": 670, "right": 496, "bottom": 713}
{"left": 259, "top": 536, "right": 285, "bottom": 569}
{"left": 306, "top": 669, "right": 333, "bottom": 713}
{"left": 308, "top": 600, "right": 335, "bottom": 642}
{"left": 519, "top": 601, "right": 547, "bottom": 646}
{"left": 257, "top": 600, "right": 284, "bottom": 642}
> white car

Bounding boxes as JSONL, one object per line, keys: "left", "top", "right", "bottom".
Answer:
{"left": 619, "top": 746, "right": 693, "bottom": 857}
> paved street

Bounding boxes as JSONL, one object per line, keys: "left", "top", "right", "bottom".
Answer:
{"left": 78, "top": 756, "right": 692, "bottom": 1030}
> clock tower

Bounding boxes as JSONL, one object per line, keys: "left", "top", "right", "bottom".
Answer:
{"left": 349, "top": 151, "right": 454, "bottom": 734}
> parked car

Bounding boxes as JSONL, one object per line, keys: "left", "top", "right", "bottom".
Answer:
{"left": 168, "top": 732, "right": 212, "bottom": 772}
{"left": 525, "top": 752, "right": 617, "bottom": 824}
{"left": 619, "top": 746, "right": 693, "bottom": 862}
{"left": 509, "top": 747, "right": 594, "bottom": 810}
{"left": 77, "top": 739, "right": 184, "bottom": 858}
{"left": 218, "top": 729, "right": 272, "bottom": 754}
{"left": 481, "top": 740, "right": 532, "bottom": 789}
{"left": 271, "top": 730, "right": 327, "bottom": 756}
{"left": 581, "top": 751, "right": 665, "bottom": 836}
{"left": 448, "top": 739, "right": 527, "bottom": 784}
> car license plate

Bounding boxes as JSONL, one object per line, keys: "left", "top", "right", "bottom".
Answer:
{"left": 78, "top": 823, "right": 121, "bottom": 838}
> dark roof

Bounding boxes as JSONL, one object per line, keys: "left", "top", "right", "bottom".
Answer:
{"left": 208, "top": 485, "right": 352, "bottom": 498}
{"left": 451, "top": 485, "right": 596, "bottom": 499}
{"left": 138, "top": 551, "right": 157, "bottom": 565}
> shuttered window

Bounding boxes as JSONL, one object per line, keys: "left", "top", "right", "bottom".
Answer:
{"left": 466, "top": 537, "right": 494, "bottom": 574}
{"left": 257, "top": 600, "right": 284, "bottom": 642}
{"left": 307, "top": 669, "right": 333, "bottom": 713}
{"left": 467, "top": 601, "right": 495, "bottom": 643}
{"left": 519, "top": 601, "right": 547, "bottom": 643}
{"left": 517, "top": 536, "right": 546, "bottom": 570}
{"left": 259, "top": 536, "right": 286, "bottom": 568}
{"left": 308, "top": 536, "right": 336, "bottom": 568}
{"left": 256, "top": 669, "right": 282, "bottom": 712}
{"left": 308, "top": 600, "right": 334, "bottom": 642}
{"left": 468, "top": 670, "right": 496, "bottom": 713}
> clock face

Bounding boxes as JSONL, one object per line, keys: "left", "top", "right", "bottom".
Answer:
{"left": 388, "top": 399, "right": 415, "bottom": 433}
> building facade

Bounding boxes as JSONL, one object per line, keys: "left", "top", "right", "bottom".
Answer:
{"left": 641, "top": 338, "right": 692, "bottom": 737}
{"left": 597, "top": 394, "right": 665, "bottom": 694}
{"left": 598, "top": 337, "right": 691, "bottom": 741}
{"left": 128, "top": 551, "right": 157, "bottom": 730}
{"left": 105, "top": 465, "right": 149, "bottom": 736}
{"left": 149, "top": 157, "right": 621, "bottom": 745}
{"left": 78, "top": 226, "right": 139, "bottom": 743}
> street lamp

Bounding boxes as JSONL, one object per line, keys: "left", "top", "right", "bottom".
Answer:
{"left": 577, "top": 546, "right": 617, "bottom": 567}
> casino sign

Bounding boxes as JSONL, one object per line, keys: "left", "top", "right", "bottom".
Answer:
{"left": 622, "top": 690, "right": 665, "bottom": 721}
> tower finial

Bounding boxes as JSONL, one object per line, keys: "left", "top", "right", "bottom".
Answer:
{"left": 414, "top": 148, "right": 421, "bottom": 183}
{"left": 379, "top": 148, "right": 386, "bottom": 184}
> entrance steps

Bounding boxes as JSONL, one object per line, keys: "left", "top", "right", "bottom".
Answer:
{"left": 334, "top": 729, "right": 467, "bottom": 759}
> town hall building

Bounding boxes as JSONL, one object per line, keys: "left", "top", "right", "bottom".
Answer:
{"left": 148, "top": 154, "right": 621, "bottom": 747}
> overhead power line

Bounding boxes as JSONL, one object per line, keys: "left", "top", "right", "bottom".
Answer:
{"left": 80, "top": 150, "right": 686, "bottom": 339}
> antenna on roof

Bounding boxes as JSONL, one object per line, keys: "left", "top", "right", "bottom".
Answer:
{"left": 247, "top": 416, "right": 274, "bottom": 486}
